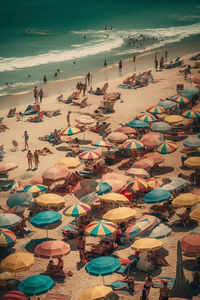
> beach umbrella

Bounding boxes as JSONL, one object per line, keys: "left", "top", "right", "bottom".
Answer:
{"left": 182, "top": 109, "right": 200, "bottom": 119}
{"left": 183, "top": 136, "right": 200, "bottom": 148}
{"left": 130, "top": 178, "right": 148, "bottom": 192}
{"left": 0, "top": 214, "right": 21, "bottom": 229}
{"left": 147, "top": 224, "right": 171, "bottom": 239}
{"left": 99, "top": 192, "right": 129, "bottom": 203}
{"left": 85, "top": 220, "right": 117, "bottom": 237}
{"left": 136, "top": 113, "right": 156, "bottom": 123}
{"left": 158, "top": 101, "right": 177, "bottom": 110}
{"left": 122, "top": 139, "right": 143, "bottom": 151}
{"left": 29, "top": 174, "right": 43, "bottom": 185}
{"left": 85, "top": 256, "right": 121, "bottom": 277}
{"left": 75, "top": 115, "right": 94, "bottom": 124}
{"left": 74, "top": 179, "right": 98, "bottom": 199}
{"left": 42, "top": 166, "right": 69, "bottom": 182}
{"left": 103, "top": 207, "right": 137, "bottom": 223}
{"left": 34, "top": 240, "right": 70, "bottom": 258}
{"left": 0, "top": 272, "right": 14, "bottom": 281}
{"left": 97, "top": 182, "right": 112, "bottom": 195}
{"left": 144, "top": 188, "right": 171, "bottom": 204}
{"left": 102, "top": 172, "right": 131, "bottom": 184}
{"left": 164, "top": 177, "right": 187, "bottom": 191}
{"left": 171, "top": 95, "right": 189, "bottom": 103}
{"left": 79, "top": 150, "right": 102, "bottom": 161}
{"left": 147, "top": 178, "right": 163, "bottom": 189}
{"left": 91, "top": 140, "right": 114, "bottom": 149}
{"left": 31, "top": 211, "right": 61, "bottom": 227}
{"left": 4, "top": 291, "right": 26, "bottom": 300}
{"left": 79, "top": 285, "right": 114, "bottom": 300}
{"left": 184, "top": 156, "right": 200, "bottom": 168}
{"left": 141, "top": 133, "right": 163, "bottom": 149}
{"left": 107, "top": 132, "right": 128, "bottom": 143}
{"left": 56, "top": 157, "right": 81, "bottom": 169}
{"left": 34, "top": 193, "right": 65, "bottom": 208}
{"left": 126, "top": 120, "right": 149, "bottom": 129}
{"left": 24, "top": 184, "right": 48, "bottom": 194}
{"left": 1, "top": 252, "right": 34, "bottom": 272}
{"left": 59, "top": 127, "right": 81, "bottom": 136}
{"left": 125, "top": 167, "right": 150, "bottom": 178}
{"left": 164, "top": 115, "right": 184, "bottom": 124}
{"left": 0, "top": 228, "right": 16, "bottom": 247}
{"left": 131, "top": 238, "right": 163, "bottom": 251}
{"left": 180, "top": 234, "right": 200, "bottom": 255}
{"left": 18, "top": 275, "right": 54, "bottom": 296}
{"left": 156, "top": 141, "right": 177, "bottom": 154}
{"left": 114, "top": 126, "right": 136, "bottom": 135}
{"left": 146, "top": 105, "right": 165, "bottom": 115}
{"left": 172, "top": 193, "right": 200, "bottom": 207}
{"left": 98, "top": 179, "right": 125, "bottom": 194}
{"left": 133, "top": 158, "right": 155, "bottom": 170}
{"left": 63, "top": 203, "right": 91, "bottom": 217}
{"left": 182, "top": 87, "right": 199, "bottom": 99}
{"left": 192, "top": 74, "right": 200, "bottom": 84}
{"left": 7, "top": 192, "right": 33, "bottom": 208}
{"left": 151, "top": 122, "right": 171, "bottom": 133}
{"left": 190, "top": 206, "right": 200, "bottom": 221}
{"left": 0, "top": 162, "right": 18, "bottom": 173}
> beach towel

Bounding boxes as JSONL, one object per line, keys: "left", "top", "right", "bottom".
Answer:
{"left": 79, "top": 171, "right": 98, "bottom": 178}
{"left": 110, "top": 281, "right": 143, "bottom": 295}
{"left": 118, "top": 85, "right": 137, "bottom": 89}
{"left": 153, "top": 276, "right": 175, "bottom": 288}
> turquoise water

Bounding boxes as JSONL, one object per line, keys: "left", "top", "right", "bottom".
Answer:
{"left": 0, "top": 0, "right": 200, "bottom": 97}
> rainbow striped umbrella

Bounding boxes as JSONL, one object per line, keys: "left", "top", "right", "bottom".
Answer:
{"left": 157, "top": 141, "right": 177, "bottom": 154}
{"left": 85, "top": 220, "right": 117, "bottom": 237}
{"left": 136, "top": 113, "right": 157, "bottom": 123}
{"left": 24, "top": 185, "right": 48, "bottom": 194}
{"left": 146, "top": 105, "right": 165, "bottom": 115}
{"left": 147, "top": 178, "right": 163, "bottom": 189}
{"left": 122, "top": 139, "right": 143, "bottom": 150}
{"left": 0, "top": 228, "right": 16, "bottom": 247}
{"left": 130, "top": 178, "right": 148, "bottom": 192}
{"left": 91, "top": 140, "right": 114, "bottom": 149}
{"left": 59, "top": 127, "right": 81, "bottom": 136}
{"left": 182, "top": 109, "right": 200, "bottom": 119}
{"left": 171, "top": 95, "right": 189, "bottom": 103}
{"left": 63, "top": 203, "right": 91, "bottom": 217}
{"left": 79, "top": 150, "right": 102, "bottom": 161}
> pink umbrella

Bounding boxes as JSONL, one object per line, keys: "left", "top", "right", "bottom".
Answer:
{"left": 100, "top": 179, "right": 126, "bottom": 193}
{"left": 114, "top": 127, "right": 136, "bottom": 135}
{"left": 125, "top": 168, "right": 150, "bottom": 178}
{"left": 133, "top": 158, "right": 155, "bottom": 170}
{"left": 141, "top": 133, "right": 163, "bottom": 149}
{"left": 102, "top": 172, "right": 132, "bottom": 184}
{"left": 42, "top": 166, "right": 69, "bottom": 185}
{"left": 29, "top": 174, "right": 43, "bottom": 185}
{"left": 0, "top": 163, "right": 18, "bottom": 173}
{"left": 107, "top": 132, "right": 128, "bottom": 143}
{"left": 35, "top": 240, "right": 70, "bottom": 258}
{"left": 180, "top": 234, "right": 200, "bottom": 255}
{"left": 143, "top": 152, "right": 164, "bottom": 164}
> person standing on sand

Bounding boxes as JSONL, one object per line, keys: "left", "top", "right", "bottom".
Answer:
{"left": 34, "top": 150, "right": 39, "bottom": 170}
{"left": 155, "top": 59, "right": 158, "bottom": 70}
{"left": 27, "top": 150, "right": 33, "bottom": 170}
{"left": 85, "top": 72, "right": 92, "bottom": 86}
{"left": 165, "top": 51, "right": 168, "bottom": 61}
{"left": 104, "top": 60, "right": 107, "bottom": 67}
{"left": 159, "top": 281, "right": 170, "bottom": 300}
{"left": 133, "top": 55, "right": 136, "bottom": 63}
{"left": 22, "top": 131, "right": 29, "bottom": 150}
{"left": 33, "top": 86, "right": 38, "bottom": 101}
{"left": 39, "top": 89, "right": 44, "bottom": 103}
{"left": 76, "top": 231, "right": 85, "bottom": 262}
{"left": 67, "top": 111, "right": 71, "bottom": 127}
{"left": 143, "top": 273, "right": 154, "bottom": 300}
{"left": 119, "top": 60, "right": 122, "bottom": 69}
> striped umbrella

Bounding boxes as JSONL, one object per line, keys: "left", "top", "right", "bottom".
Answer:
{"left": 157, "top": 141, "right": 178, "bottom": 154}
{"left": 146, "top": 105, "right": 165, "bottom": 115}
{"left": 4, "top": 291, "right": 26, "bottom": 300}
{"left": 130, "top": 178, "right": 148, "bottom": 192}
{"left": 147, "top": 178, "right": 163, "bottom": 189}
{"left": 63, "top": 203, "right": 91, "bottom": 217}
{"left": 59, "top": 127, "right": 81, "bottom": 136}
{"left": 0, "top": 228, "right": 16, "bottom": 247}
{"left": 122, "top": 139, "right": 143, "bottom": 150}
{"left": 79, "top": 150, "right": 102, "bottom": 161}
{"left": 91, "top": 140, "right": 114, "bottom": 149}
{"left": 85, "top": 220, "right": 117, "bottom": 237}
{"left": 171, "top": 95, "right": 189, "bottom": 103}
{"left": 136, "top": 113, "right": 157, "bottom": 123}
{"left": 24, "top": 185, "right": 48, "bottom": 194}
{"left": 182, "top": 109, "right": 200, "bottom": 119}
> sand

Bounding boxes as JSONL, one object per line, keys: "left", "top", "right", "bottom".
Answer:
{"left": 0, "top": 51, "right": 200, "bottom": 300}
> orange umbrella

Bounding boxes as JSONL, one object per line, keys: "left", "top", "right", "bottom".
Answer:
{"left": 180, "top": 234, "right": 200, "bottom": 255}
{"left": 143, "top": 152, "right": 164, "bottom": 164}
{"left": 107, "top": 132, "right": 128, "bottom": 143}
{"left": 42, "top": 166, "right": 69, "bottom": 182}
{"left": 34, "top": 240, "right": 70, "bottom": 258}
{"left": 114, "top": 127, "right": 136, "bottom": 135}
{"left": 133, "top": 158, "right": 155, "bottom": 170}
{"left": 192, "top": 74, "right": 200, "bottom": 84}
{"left": 29, "top": 174, "right": 43, "bottom": 185}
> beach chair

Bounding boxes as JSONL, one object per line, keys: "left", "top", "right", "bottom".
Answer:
{"left": 72, "top": 97, "right": 89, "bottom": 108}
{"left": 103, "top": 92, "right": 121, "bottom": 101}
{"left": 7, "top": 108, "right": 16, "bottom": 118}
{"left": 92, "top": 82, "right": 109, "bottom": 95}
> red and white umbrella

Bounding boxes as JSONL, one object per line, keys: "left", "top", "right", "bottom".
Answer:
{"left": 4, "top": 291, "right": 26, "bottom": 300}
{"left": 35, "top": 240, "right": 70, "bottom": 258}
{"left": 79, "top": 150, "right": 102, "bottom": 161}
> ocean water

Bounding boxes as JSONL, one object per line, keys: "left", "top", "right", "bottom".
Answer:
{"left": 0, "top": 0, "right": 200, "bottom": 97}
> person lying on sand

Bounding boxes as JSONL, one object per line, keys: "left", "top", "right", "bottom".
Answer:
{"left": 148, "top": 251, "right": 170, "bottom": 267}
{"left": 114, "top": 274, "right": 135, "bottom": 293}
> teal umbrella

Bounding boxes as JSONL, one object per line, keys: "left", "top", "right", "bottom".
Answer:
{"left": 144, "top": 188, "right": 171, "bottom": 204}
{"left": 158, "top": 101, "right": 177, "bottom": 110}
{"left": 182, "top": 87, "right": 199, "bottom": 99}
{"left": 31, "top": 211, "right": 61, "bottom": 237}
{"left": 147, "top": 224, "right": 171, "bottom": 239}
{"left": 151, "top": 122, "right": 171, "bottom": 133}
{"left": 18, "top": 275, "right": 54, "bottom": 296}
{"left": 7, "top": 192, "right": 33, "bottom": 208}
{"left": 183, "top": 136, "right": 200, "bottom": 148}
{"left": 0, "top": 214, "right": 21, "bottom": 229}
{"left": 97, "top": 182, "right": 112, "bottom": 195}
{"left": 126, "top": 120, "right": 149, "bottom": 129}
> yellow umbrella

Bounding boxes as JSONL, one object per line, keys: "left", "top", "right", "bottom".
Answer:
{"left": 172, "top": 193, "right": 200, "bottom": 207}
{"left": 1, "top": 252, "right": 34, "bottom": 272}
{"left": 103, "top": 207, "right": 137, "bottom": 223}
{"left": 56, "top": 157, "right": 81, "bottom": 169}
{"left": 164, "top": 115, "right": 184, "bottom": 124}
{"left": 34, "top": 193, "right": 65, "bottom": 207}
{"left": 99, "top": 192, "right": 129, "bottom": 203}
{"left": 131, "top": 238, "right": 163, "bottom": 252}
{"left": 0, "top": 271, "right": 13, "bottom": 280}
{"left": 190, "top": 206, "right": 200, "bottom": 221}
{"left": 79, "top": 286, "right": 113, "bottom": 300}
{"left": 184, "top": 157, "right": 200, "bottom": 168}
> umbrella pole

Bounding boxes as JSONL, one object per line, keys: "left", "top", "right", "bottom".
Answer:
{"left": 46, "top": 228, "right": 48, "bottom": 238}
{"left": 102, "top": 276, "right": 105, "bottom": 285}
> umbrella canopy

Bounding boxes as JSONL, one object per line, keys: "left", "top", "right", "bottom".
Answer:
{"left": 56, "top": 157, "right": 81, "bottom": 169}
{"left": 0, "top": 214, "right": 21, "bottom": 229}
{"left": 182, "top": 87, "right": 199, "bottom": 99}
{"left": 130, "top": 178, "right": 148, "bottom": 192}
{"left": 97, "top": 182, "right": 112, "bottom": 195}
{"left": 0, "top": 162, "right": 18, "bottom": 173}
{"left": 171, "top": 95, "right": 189, "bottom": 103}
{"left": 103, "top": 207, "right": 137, "bottom": 222}
{"left": 59, "top": 127, "right": 81, "bottom": 136}
{"left": 85, "top": 220, "right": 117, "bottom": 237}
{"left": 98, "top": 179, "right": 125, "bottom": 194}
{"left": 182, "top": 109, "right": 200, "bottom": 119}
{"left": 99, "top": 192, "right": 129, "bottom": 203}
{"left": 172, "top": 193, "right": 200, "bottom": 207}
{"left": 141, "top": 133, "right": 163, "bottom": 149}
{"left": 136, "top": 113, "right": 156, "bottom": 123}
{"left": 133, "top": 158, "right": 155, "bottom": 170}
{"left": 114, "top": 126, "right": 136, "bottom": 135}
{"left": 24, "top": 184, "right": 48, "bottom": 194}
{"left": 1, "top": 252, "right": 34, "bottom": 272}
{"left": 131, "top": 238, "right": 163, "bottom": 251}
{"left": 184, "top": 156, "right": 200, "bottom": 168}
{"left": 29, "top": 174, "right": 43, "bottom": 185}
{"left": 42, "top": 166, "right": 69, "bottom": 182}
{"left": 4, "top": 291, "right": 26, "bottom": 300}
{"left": 180, "top": 234, "right": 200, "bottom": 255}
{"left": 192, "top": 74, "right": 200, "bottom": 84}
{"left": 190, "top": 206, "right": 200, "bottom": 221}
{"left": 0, "top": 228, "right": 16, "bottom": 247}
{"left": 164, "top": 115, "right": 184, "bottom": 124}
{"left": 144, "top": 188, "right": 171, "bottom": 204}
{"left": 79, "top": 150, "right": 102, "bottom": 161}
{"left": 147, "top": 178, "right": 163, "bottom": 189}
{"left": 107, "top": 132, "right": 128, "bottom": 143}
{"left": 122, "top": 139, "right": 143, "bottom": 150}
{"left": 18, "top": 275, "right": 54, "bottom": 296}
{"left": 0, "top": 272, "right": 14, "bottom": 281}
{"left": 79, "top": 285, "right": 113, "bottom": 300}
{"left": 74, "top": 179, "right": 98, "bottom": 199}
{"left": 75, "top": 115, "right": 94, "bottom": 124}
{"left": 125, "top": 167, "right": 150, "bottom": 178}
{"left": 85, "top": 256, "right": 121, "bottom": 276}
{"left": 157, "top": 141, "right": 177, "bottom": 154}
{"left": 183, "top": 136, "right": 200, "bottom": 148}
{"left": 31, "top": 211, "right": 62, "bottom": 227}
{"left": 63, "top": 203, "right": 91, "bottom": 217}
{"left": 34, "top": 240, "right": 70, "bottom": 258}
{"left": 151, "top": 122, "right": 171, "bottom": 133}
{"left": 158, "top": 101, "right": 177, "bottom": 110}
{"left": 7, "top": 192, "right": 33, "bottom": 208}
{"left": 126, "top": 120, "right": 149, "bottom": 129}
{"left": 146, "top": 105, "right": 165, "bottom": 115}
{"left": 102, "top": 172, "right": 131, "bottom": 184}
{"left": 34, "top": 193, "right": 65, "bottom": 208}
{"left": 148, "top": 224, "right": 171, "bottom": 239}
{"left": 91, "top": 140, "right": 114, "bottom": 149}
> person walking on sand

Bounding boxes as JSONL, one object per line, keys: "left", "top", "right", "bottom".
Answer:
{"left": 22, "top": 131, "right": 29, "bottom": 150}
{"left": 83, "top": 83, "right": 87, "bottom": 96}
{"left": 85, "top": 72, "right": 92, "bottom": 86}
{"left": 143, "top": 273, "right": 154, "bottom": 300}
{"left": 33, "top": 86, "right": 38, "bottom": 100}
{"left": 165, "top": 51, "right": 168, "bottom": 61}
{"left": 34, "top": 150, "right": 39, "bottom": 170}
{"left": 67, "top": 111, "right": 71, "bottom": 127}
{"left": 76, "top": 231, "right": 85, "bottom": 262}
{"left": 39, "top": 89, "right": 44, "bottom": 103}
{"left": 119, "top": 60, "right": 122, "bottom": 69}
{"left": 155, "top": 59, "right": 158, "bottom": 70}
{"left": 133, "top": 55, "right": 136, "bottom": 63}
{"left": 27, "top": 150, "right": 33, "bottom": 170}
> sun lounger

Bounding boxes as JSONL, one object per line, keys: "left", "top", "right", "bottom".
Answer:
{"left": 7, "top": 108, "right": 16, "bottom": 118}
{"left": 72, "top": 97, "right": 89, "bottom": 108}
{"left": 27, "top": 111, "right": 43, "bottom": 122}
{"left": 103, "top": 93, "right": 121, "bottom": 101}
{"left": 90, "top": 82, "right": 109, "bottom": 95}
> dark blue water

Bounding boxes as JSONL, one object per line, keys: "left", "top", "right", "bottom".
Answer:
{"left": 0, "top": 0, "right": 200, "bottom": 96}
